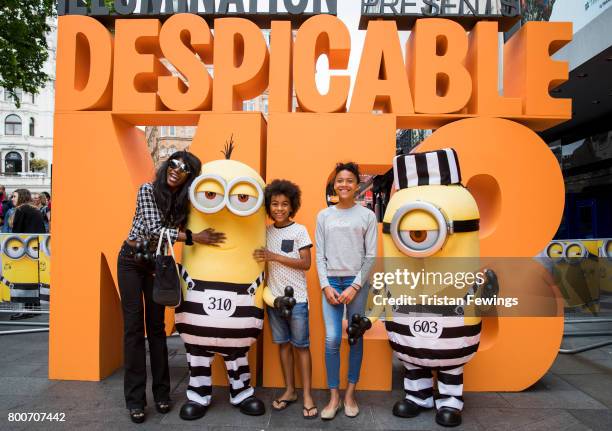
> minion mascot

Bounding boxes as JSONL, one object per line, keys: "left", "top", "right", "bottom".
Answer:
{"left": 175, "top": 144, "right": 271, "bottom": 420}
{"left": 39, "top": 236, "right": 51, "bottom": 305}
{"left": 1, "top": 235, "right": 41, "bottom": 305}
{"left": 349, "top": 149, "right": 497, "bottom": 427}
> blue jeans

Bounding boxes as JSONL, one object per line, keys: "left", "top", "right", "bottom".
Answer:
{"left": 322, "top": 276, "right": 369, "bottom": 389}
{"left": 267, "top": 302, "right": 310, "bottom": 348}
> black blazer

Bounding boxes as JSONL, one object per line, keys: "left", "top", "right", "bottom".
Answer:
{"left": 12, "top": 204, "right": 46, "bottom": 234}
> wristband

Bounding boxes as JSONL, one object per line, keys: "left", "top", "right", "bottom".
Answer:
{"left": 185, "top": 229, "right": 194, "bottom": 246}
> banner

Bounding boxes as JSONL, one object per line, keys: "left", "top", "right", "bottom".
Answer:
{"left": 0, "top": 234, "right": 51, "bottom": 305}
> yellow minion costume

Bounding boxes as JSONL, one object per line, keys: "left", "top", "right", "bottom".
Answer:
{"left": 349, "top": 149, "right": 496, "bottom": 428}
{"left": 39, "top": 236, "right": 51, "bottom": 304}
{"left": 175, "top": 147, "right": 271, "bottom": 419}
{"left": 1, "top": 235, "right": 40, "bottom": 304}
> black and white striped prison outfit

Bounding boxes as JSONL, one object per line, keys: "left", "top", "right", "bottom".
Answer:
{"left": 39, "top": 282, "right": 50, "bottom": 304}
{"left": 386, "top": 149, "right": 480, "bottom": 411}
{"left": 1, "top": 277, "right": 40, "bottom": 304}
{"left": 175, "top": 274, "right": 264, "bottom": 406}
{"left": 393, "top": 148, "right": 461, "bottom": 189}
{"left": 385, "top": 316, "right": 481, "bottom": 410}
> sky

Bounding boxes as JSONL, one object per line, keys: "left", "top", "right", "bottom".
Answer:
{"left": 314, "top": 1, "right": 411, "bottom": 97}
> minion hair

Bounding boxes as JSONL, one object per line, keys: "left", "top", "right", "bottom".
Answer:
{"left": 222, "top": 135, "right": 236, "bottom": 159}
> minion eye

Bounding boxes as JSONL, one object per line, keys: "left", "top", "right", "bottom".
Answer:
{"left": 189, "top": 174, "right": 227, "bottom": 214}
{"left": 195, "top": 191, "right": 225, "bottom": 212}
{"left": 42, "top": 236, "right": 51, "bottom": 256}
{"left": 3, "top": 236, "right": 25, "bottom": 259}
{"left": 26, "top": 237, "right": 39, "bottom": 259}
{"left": 546, "top": 242, "right": 565, "bottom": 261}
{"left": 228, "top": 194, "right": 258, "bottom": 212}
{"left": 389, "top": 201, "right": 448, "bottom": 258}
{"left": 226, "top": 177, "right": 263, "bottom": 216}
{"left": 400, "top": 229, "right": 441, "bottom": 251}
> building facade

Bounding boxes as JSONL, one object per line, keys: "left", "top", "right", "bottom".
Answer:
{"left": 0, "top": 22, "right": 55, "bottom": 195}
{"left": 537, "top": 0, "right": 612, "bottom": 240}
{"left": 146, "top": 125, "right": 197, "bottom": 168}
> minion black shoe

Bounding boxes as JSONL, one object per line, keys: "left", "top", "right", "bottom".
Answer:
{"left": 179, "top": 401, "right": 207, "bottom": 420}
{"left": 435, "top": 407, "right": 462, "bottom": 427}
{"left": 392, "top": 399, "right": 421, "bottom": 418}
{"left": 238, "top": 396, "right": 266, "bottom": 416}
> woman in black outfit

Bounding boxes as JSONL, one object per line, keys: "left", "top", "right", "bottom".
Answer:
{"left": 118, "top": 151, "right": 225, "bottom": 424}
{"left": 11, "top": 189, "right": 46, "bottom": 234}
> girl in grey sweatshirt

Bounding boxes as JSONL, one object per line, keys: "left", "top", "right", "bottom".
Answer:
{"left": 315, "top": 162, "right": 377, "bottom": 420}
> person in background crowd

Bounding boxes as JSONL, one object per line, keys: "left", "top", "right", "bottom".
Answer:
{"left": 38, "top": 193, "right": 50, "bottom": 232}
{"left": 0, "top": 185, "right": 12, "bottom": 226}
{"left": 41, "top": 192, "right": 51, "bottom": 211}
{"left": 11, "top": 189, "right": 46, "bottom": 234}
{"left": 316, "top": 162, "right": 377, "bottom": 420}
{"left": 2, "top": 204, "right": 15, "bottom": 233}
{"left": 41, "top": 192, "right": 51, "bottom": 230}
{"left": 32, "top": 193, "right": 42, "bottom": 209}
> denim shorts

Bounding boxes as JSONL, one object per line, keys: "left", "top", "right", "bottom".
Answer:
{"left": 267, "top": 302, "right": 310, "bottom": 348}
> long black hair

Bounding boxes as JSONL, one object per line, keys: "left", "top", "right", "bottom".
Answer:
{"left": 152, "top": 150, "right": 201, "bottom": 229}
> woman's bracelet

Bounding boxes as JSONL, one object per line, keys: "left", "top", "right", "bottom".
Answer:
{"left": 351, "top": 284, "right": 360, "bottom": 292}
{"left": 185, "top": 229, "right": 194, "bottom": 246}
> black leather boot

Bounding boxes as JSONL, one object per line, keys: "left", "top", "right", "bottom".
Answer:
{"left": 392, "top": 399, "right": 421, "bottom": 418}
{"left": 179, "top": 400, "right": 208, "bottom": 420}
{"left": 435, "top": 407, "right": 462, "bottom": 427}
{"left": 238, "top": 396, "right": 266, "bottom": 416}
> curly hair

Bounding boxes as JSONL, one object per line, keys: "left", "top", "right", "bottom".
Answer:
{"left": 264, "top": 179, "right": 301, "bottom": 218}
{"left": 334, "top": 162, "right": 360, "bottom": 184}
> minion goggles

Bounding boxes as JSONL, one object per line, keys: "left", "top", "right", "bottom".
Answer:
{"left": 2, "top": 235, "right": 40, "bottom": 260}
{"left": 189, "top": 174, "right": 264, "bottom": 217}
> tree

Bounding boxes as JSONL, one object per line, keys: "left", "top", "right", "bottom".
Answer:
{"left": 30, "top": 158, "right": 49, "bottom": 172}
{"left": 0, "top": 1, "right": 55, "bottom": 108}
{"left": 521, "top": 0, "right": 557, "bottom": 23}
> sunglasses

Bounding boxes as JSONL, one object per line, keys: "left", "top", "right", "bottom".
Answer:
{"left": 168, "top": 159, "right": 190, "bottom": 174}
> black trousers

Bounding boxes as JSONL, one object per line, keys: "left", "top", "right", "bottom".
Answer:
{"left": 117, "top": 242, "right": 170, "bottom": 409}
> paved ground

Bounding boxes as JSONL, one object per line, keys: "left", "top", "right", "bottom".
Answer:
{"left": 1, "top": 313, "right": 612, "bottom": 431}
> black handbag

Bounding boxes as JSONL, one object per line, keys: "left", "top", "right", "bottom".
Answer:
{"left": 152, "top": 228, "right": 182, "bottom": 308}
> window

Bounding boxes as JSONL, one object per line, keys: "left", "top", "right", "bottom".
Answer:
{"left": 159, "top": 126, "right": 176, "bottom": 137}
{"left": 3, "top": 89, "right": 22, "bottom": 103}
{"left": 4, "top": 152, "right": 23, "bottom": 174}
{"left": 243, "top": 100, "right": 255, "bottom": 111}
{"left": 5, "top": 115, "right": 22, "bottom": 135}
{"left": 29, "top": 118, "right": 35, "bottom": 136}
{"left": 30, "top": 93, "right": 36, "bottom": 104}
